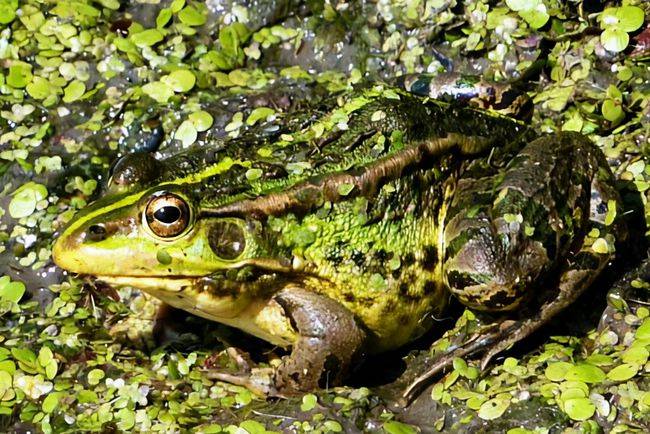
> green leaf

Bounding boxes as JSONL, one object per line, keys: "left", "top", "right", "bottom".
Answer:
{"left": 220, "top": 25, "right": 241, "bottom": 56}
{"left": 616, "top": 6, "right": 645, "bottom": 33}
{"left": 7, "top": 63, "right": 32, "bottom": 88}
{"left": 0, "top": 360, "right": 16, "bottom": 374}
{"left": 245, "top": 168, "right": 263, "bottom": 181}
{"left": 246, "top": 107, "right": 275, "bottom": 126}
{"left": 0, "top": 277, "right": 25, "bottom": 303}
{"left": 478, "top": 396, "right": 511, "bottom": 420}
{"left": 116, "top": 407, "right": 135, "bottom": 431}
{"left": 564, "top": 363, "right": 606, "bottom": 384}
{"left": 0, "top": 0, "right": 17, "bottom": 24}
{"left": 602, "top": 99, "right": 624, "bottom": 123}
{"left": 178, "top": 6, "right": 206, "bottom": 26}
{"left": 162, "top": 69, "right": 196, "bottom": 93}
{"left": 26, "top": 76, "right": 55, "bottom": 100}
{"left": 505, "top": 0, "right": 536, "bottom": 12}
{"left": 170, "top": 0, "right": 185, "bottom": 13}
{"left": 238, "top": 420, "right": 267, "bottom": 434}
{"left": 141, "top": 81, "right": 174, "bottom": 103}
{"left": 42, "top": 392, "right": 62, "bottom": 413}
{"left": 9, "top": 182, "right": 48, "bottom": 218}
{"left": 156, "top": 8, "right": 173, "bottom": 28}
{"left": 636, "top": 318, "right": 650, "bottom": 340}
{"left": 383, "top": 420, "right": 418, "bottom": 434}
{"left": 0, "top": 371, "right": 13, "bottom": 400}
{"left": 592, "top": 238, "right": 610, "bottom": 254}
{"left": 300, "top": 394, "right": 317, "bottom": 411}
{"left": 175, "top": 120, "right": 198, "bottom": 147}
{"left": 600, "top": 8, "right": 619, "bottom": 28}
{"left": 77, "top": 389, "right": 99, "bottom": 403}
{"left": 131, "top": 29, "right": 164, "bottom": 47}
{"left": 621, "top": 345, "right": 649, "bottom": 365}
{"left": 188, "top": 110, "right": 214, "bottom": 132}
{"left": 520, "top": 5, "right": 549, "bottom": 29}
{"left": 607, "top": 363, "right": 639, "bottom": 381}
{"left": 563, "top": 397, "right": 595, "bottom": 421}
{"left": 97, "top": 0, "right": 120, "bottom": 9}
{"left": 87, "top": 368, "right": 105, "bottom": 386}
{"left": 11, "top": 348, "right": 36, "bottom": 365}
{"left": 601, "top": 27, "right": 629, "bottom": 53}
{"left": 545, "top": 361, "right": 572, "bottom": 381}
{"left": 62, "top": 80, "right": 86, "bottom": 103}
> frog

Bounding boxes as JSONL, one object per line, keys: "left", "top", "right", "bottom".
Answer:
{"left": 52, "top": 76, "right": 625, "bottom": 399}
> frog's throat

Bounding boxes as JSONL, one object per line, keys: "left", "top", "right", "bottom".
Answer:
{"left": 96, "top": 274, "right": 249, "bottom": 320}
{"left": 96, "top": 274, "right": 296, "bottom": 347}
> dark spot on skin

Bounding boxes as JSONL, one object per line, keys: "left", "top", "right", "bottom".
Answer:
{"left": 421, "top": 245, "right": 438, "bottom": 269}
{"left": 325, "top": 247, "right": 344, "bottom": 266}
{"left": 350, "top": 250, "right": 365, "bottom": 267}
{"left": 399, "top": 283, "right": 410, "bottom": 296}
{"left": 374, "top": 249, "right": 389, "bottom": 262}
{"left": 493, "top": 89, "right": 520, "bottom": 110}
{"left": 392, "top": 269, "right": 402, "bottom": 279}
{"left": 403, "top": 253, "right": 416, "bottom": 266}
{"left": 423, "top": 280, "right": 437, "bottom": 294}
{"left": 446, "top": 270, "right": 477, "bottom": 291}
{"left": 482, "top": 290, "right": 518, "bottom": 310}
{"left": 382, "top": 298, "right": 396, "bottom": 314}
{"left": 399, "top": 313, "right": 411, "bottom": 325}
{"left": 343, "top": 293, "right": 356, "bottom": 303}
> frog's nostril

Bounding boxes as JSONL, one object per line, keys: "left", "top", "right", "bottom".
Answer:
{"left": 87, "top": 224, "right": 107, "bottom": 242}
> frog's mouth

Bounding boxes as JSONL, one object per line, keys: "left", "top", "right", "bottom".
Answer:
{"left": 93, "top": 275, "right": 195, "bottom": 293}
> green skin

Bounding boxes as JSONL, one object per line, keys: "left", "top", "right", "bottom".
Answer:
{"left": 52, "top": 82, "right": 625, "bottom": 396}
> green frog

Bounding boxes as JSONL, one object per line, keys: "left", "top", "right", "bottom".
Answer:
{"left": 52, "top": 77, "right": 625, "bottom": 399}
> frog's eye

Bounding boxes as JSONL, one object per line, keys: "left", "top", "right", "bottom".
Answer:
{"left": 145, "top": 193, "right": 190, "bottom": 238}
{"left": 209, "top": 221, "right": 246, "bottom": 260}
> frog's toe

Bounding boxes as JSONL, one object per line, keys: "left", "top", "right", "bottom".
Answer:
{"left": 204, "top": 367, "right": 277, "bottom": 397}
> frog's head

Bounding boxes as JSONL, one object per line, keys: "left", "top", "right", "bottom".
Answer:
{"left": 52, "top": 153, "right": 290, "bottom": 316}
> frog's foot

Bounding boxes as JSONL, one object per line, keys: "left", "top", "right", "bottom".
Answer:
{"left": 206, "top": 288, "right": 367, "bottom": 397}
{"left": 108, "top": 316, "right": 157, "bottom": 349}
{"left": 205, "top": 365, "right": 276, "bottom": 397}
{"left": 271, "top": 287, "right": 366, "bottom": 394}
{"left": 402, "top": 267, "right": 599, "bottom": 404}
{"left": 203, "top": 346, "right": 278, "bottom": 396}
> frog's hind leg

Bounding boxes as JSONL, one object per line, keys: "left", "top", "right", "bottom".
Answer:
{"left": 403, "top": 132, "right": 624, "bottom": 402}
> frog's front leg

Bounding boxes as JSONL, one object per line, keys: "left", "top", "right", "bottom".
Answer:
{"left": 404, "top": 132, "right": 624, "bottom": 401}
{"left": 272, "top": 287, "right": 366, "bottom": 392}
{"left": 207, "top": 287, "right": 366, "bottom": 396}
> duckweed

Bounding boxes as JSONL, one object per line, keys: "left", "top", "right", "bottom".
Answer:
{"left": 0, "top": 0, "right": 648, "bottom": 432}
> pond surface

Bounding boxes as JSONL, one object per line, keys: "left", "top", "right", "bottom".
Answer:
{"left": 0, "top": 1, "right": 649, "bottom": 432}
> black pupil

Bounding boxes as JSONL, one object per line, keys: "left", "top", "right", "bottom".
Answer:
{"left": 154, "top": 205, "right": 181, "bottom": 224}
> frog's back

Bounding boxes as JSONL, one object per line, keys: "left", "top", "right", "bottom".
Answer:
{"left": 152, "top": 87, "right": 529, "bottom": 213}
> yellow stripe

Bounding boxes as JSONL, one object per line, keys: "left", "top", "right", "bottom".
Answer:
{"left": 64, "top": 157, "right": 243, "bottom": 234}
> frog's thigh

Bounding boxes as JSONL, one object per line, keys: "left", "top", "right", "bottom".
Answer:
{"left": 443, "top": 132, "right": 613, "bottom": 312}
{"left": 272, "top": 287, "right": 366, "bottom": 392}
